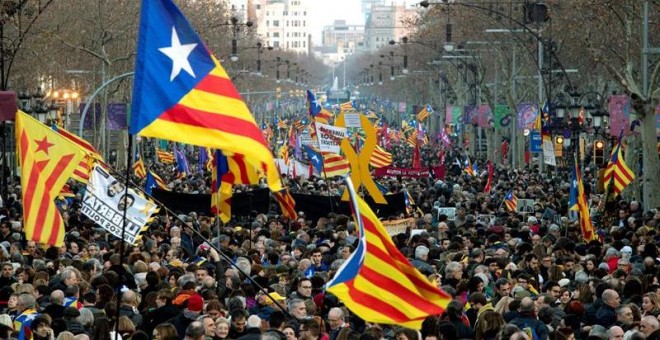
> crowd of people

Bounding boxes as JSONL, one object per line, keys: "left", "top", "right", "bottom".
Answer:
{"left": 0, "top": 135, "right": 659, "bottom": 340}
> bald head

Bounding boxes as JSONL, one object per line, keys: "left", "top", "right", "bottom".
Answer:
{"left": 602, "top": 289, "right": 621, "bottom": 308}
{"left": 122, "top": 290, "right": 137, "bottom": 305}
{"left": 605, "top": 326, "right": 623, "bottom": 339}
{"left": 51, "top": 290, "right": 64, "bottom": 305}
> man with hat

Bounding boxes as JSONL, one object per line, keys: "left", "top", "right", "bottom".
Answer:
{"left": 62, "top": 306, "right": 86, "bottom": 335}
{"left": 168, "top": 293, "right": 204, "bottom": 337}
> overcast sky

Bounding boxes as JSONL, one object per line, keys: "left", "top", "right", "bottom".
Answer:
{"left": 308, "top": 0, "right": 365, "bottom": 45}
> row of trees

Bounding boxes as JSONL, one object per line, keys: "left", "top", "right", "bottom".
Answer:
{"left": 349, "top": 0, "right": 660, "bottom": 208}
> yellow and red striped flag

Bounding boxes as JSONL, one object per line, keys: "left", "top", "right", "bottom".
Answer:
{"left": 130, "top": 0, "right": 281, "bottom": 194}
{"left": 326, "top": 179, "right": 451, "bottom": 329}
{"left": 16, "top": 111, "right": 85, "bottom": 247}
{"left": 603, "top": 131, "right": 635, "bottom": 197}
{"left": 133, "top": 156, "right": 147, "bottom": 179}
{"left": 156, "top": 148, "right": 175, "bottom": 164}
{"left": 51, "top": 125, "right": 105, "bottom": 183}
{"left": 571, "top": 155, "right": 596, "bottom": 241}
{"left": 211, "top": 150, "right": 263, "bottom": 223}
{"left": 369, "top": 145, "right": 392, "bottom": 169}
{"left": 321, "top": 152, "right": 350, "bottom": 177}
{"left": 273, "top": 189, "right": 297, "bottom": 220}
{"left": 340, "top": 101, "right": 354, "bottom": 112}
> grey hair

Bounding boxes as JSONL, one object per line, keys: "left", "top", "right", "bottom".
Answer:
{"left": 288, "top": 298, "right": 305, "bottom": 312}
{"left": 85, "top": 258, "right": 103, "bottom": 273}
{"left": 18, "top": 293, "right": 36, "bottom": 309}
{"left": 235, "top": 257, "right": 251, "bottom": 275}
{"left": 77, "top": 308, "right": 94, "bottom": 327}
{"left": 177, "top": 274, "right": 196, "bottom": 288}
{"left": 415, "top": 246, "right": 430, "bottom": 260}
{"left": 445, "top": 261, "right": 462, "bottom": 277}
{"left": 60, "top": 268, "right": 76, "bottom": 282}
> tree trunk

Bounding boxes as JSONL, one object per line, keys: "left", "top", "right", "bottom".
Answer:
{"left": 639, "top": 104, "right": 660, "bottom": 208}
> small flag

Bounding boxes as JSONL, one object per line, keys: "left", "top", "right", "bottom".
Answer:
{"left": 273, "top": 189, "right": 297, "bottom": 220}
{"left": 145, "top": 171, "right": 169, "bottom": 195}
{"left": 156, "top": 148, "right": 175, "bottom": 164}
{"left": 416, "top": 104, "right": 433, "bottom": 122}
{"left": 133, "top": 156, "right": 147, "bottom": 179}
{"left": 603, "top": 130, "right": 635, "bottom": 197}
{"left": 340, "top": 101, "right": 354, "bottom": 112}
{"left": 175, "top": 148, "right": 191, "bottom": 177}
{"left": 484, "top": 161, "right": 493, "bottom": 193}
{"left": 571, "top": 155, "right": 596, "bottom": 241}
{"left": 369, "top": 145, "right": 392, "bottom": 169}
{"left": 504, "top": 190, "right": 518, "bottom": 212}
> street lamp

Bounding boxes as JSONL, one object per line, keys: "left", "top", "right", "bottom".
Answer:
{"left": 17, "top": 87, "right": 50, "bottom": 123}
{"left": 227, "top": 15, "right": 254, "bottom": 62}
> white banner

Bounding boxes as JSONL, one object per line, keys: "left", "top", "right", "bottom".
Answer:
{"left": 82, "top": 165, "right": 159, "bottom": 244}
{"left": 344, "top": 113, "right": 361, "bottom": 128}
{"left": 315, "top": 122, "right": 347, "bottom": 153}
{"left": 543, "top": 139, "right": 556, "bottom": 166}
{"left": 299, "top": 129, "right": 315, "bottom": 147}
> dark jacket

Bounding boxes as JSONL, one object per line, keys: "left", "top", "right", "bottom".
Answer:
{"left": 450, "top": 319, "right": 474, "bottom": 339}
{"left": 648, "top": 329, "right": 660, "bottom": 340}
{"left": 510, "top": 314, "right": 549, "bottom": 340}
{"left": 119, "top": 305, "right": 143, "bottom": 328}
{"left": 583, "top": 299, "right": 603, "bottom": 325}
{"left": 410, "top": 259, "right": 434, "bottom": 276}
{"left": 595, "top": 304, "right": 617, "bottom": 328}
{"left": 237, "top": 327, "right": 263, "bottom": 340}
{"left": 143, "top": 304, "right": 180, "bottom": 333}
{"left": 64, "top": 318, "right": 87, "bottom": 335}
{"left": 167, "top": 312, "right": 197, "bottom": 339}
{"left": 42, "top": 304, "right": 66, "bottom": 320}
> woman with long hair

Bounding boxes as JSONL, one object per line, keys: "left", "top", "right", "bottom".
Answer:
{"left": 474, "top": 310, "right": 506, "bottom": 340}
{"left": 153, "top": 323, "right": 178, "bottom": 340}
{"left": 642, "top": 292, "right": 660, "bottom": 317}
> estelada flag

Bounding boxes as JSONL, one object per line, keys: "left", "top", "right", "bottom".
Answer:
{"left": 326, "top": 178, "right": 451, "bottom": 329}
{"left": 130, "top": 0, "right": 281, "bottom": 193}
{"left": 16, "top": 111, "right": 86, "bottom": 247}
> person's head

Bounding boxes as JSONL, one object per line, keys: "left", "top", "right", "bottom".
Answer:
{"left": 197, "top": 315, "right": 216, "bottom": 337}
{"left": 297, "top": 278, "right": 312, "bottom": 298}
{"left": 327, "top": 307, "right": 344, "bottom": 330}
{"left": 153, "top": 323, "right": 178, "bottom": 340}
{"left": 605, "top": 325, "right": 624, "bottom": 340}
{"left": 1, "top": 262, "right": 12, "bottom": 278}
{"left": 214, "top": 318, "right": 230, "bottom": 339}
{"left": 107, "top": 180, "right": 125, "bottom": 197}
{"left": 118, "top": 194, "right": 135, "bottom": 211}
{"left": 31, "top": 315, "right": 53, "bottom": 339}
{"left": 230, "top": 309, "right": 248, "bottom": 332}
{"left": 544, "top": 281, "right": 561, "bottom": 299}
{"left": 525, "top": 254, "right": 539, "bottom": 271}
{"left": 282, "top": 324, "right": 297, "bottom": 340}
{"left": 194, "top": 267, "right": 208, "bottom": 284}
{"left": 17, "top": 293, "right": 36, "bottom": 312}
{"left": 445, "top": 261, "right": 463, "bottom": 280}
{"left": 310, "top": 249, "right": 323, "bottom": 266}
{"left": 184, "top": 321, "right": 206, "bottom": 340}
{"left": 616, "top": 305, "right": 633, "bottom": 325}
{"left": 415, "top": 246, "right": 430, "bottom": 261}
{"left": 641, "top": 315, "right": 660, "bottom": 336}
{"left": 495, "top": 278, "right": 511, "bottom": 297}
{"left": 121, "top": 290, "right": 137, "bottom": 307}
{"left": 61, "top": 269, "right": 79, "bottom": 287}
{"left": 603, "top": 289, "right": 621, "bottom": 308}
{"left": 288, "top": 298, "right": 307, "bottom": 320}
{"left": 642, "top": 292, "right": 660, "bottom": 313}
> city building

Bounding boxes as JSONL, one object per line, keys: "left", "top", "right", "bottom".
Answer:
{"left": 228, "top": 0, "right": 313, "bottom": 54}
{"left": 364, "top": 3, "right": 418, "bottom": 50}
{"left": 321, "top": 20, "right": 366, "bottom": 56}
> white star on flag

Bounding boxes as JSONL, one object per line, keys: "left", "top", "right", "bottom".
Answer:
{"left": 159, "top": 27, "right": 198, "bottom": 81}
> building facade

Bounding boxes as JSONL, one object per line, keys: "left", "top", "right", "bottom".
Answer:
{"left": 364, "top": 3, "right": 417, "bottom": 50}
{"left": 321, "top": 20, "right": 366, "bottom": 56}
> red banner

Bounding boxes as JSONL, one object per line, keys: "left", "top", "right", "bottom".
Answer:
{"left": 373, "top": 165, "right": 445, "bottom": 179}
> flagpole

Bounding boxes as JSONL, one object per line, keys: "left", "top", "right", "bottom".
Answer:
{"left": 103, "top": 163, "right": 292, "bottom": 315}
{"left": 115, "top": 134, "right": 133, "bottom": 340}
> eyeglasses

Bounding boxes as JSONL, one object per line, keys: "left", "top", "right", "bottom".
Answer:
{"left": 300, "top": 286, "right": 312, "bottom": 289}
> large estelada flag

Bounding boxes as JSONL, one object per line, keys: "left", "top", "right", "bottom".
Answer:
{"left": 130, "top": 0, "right": 281, "bottom": 193}
{"left": 16, "top": 111, "right": 86, "bottom": 247}
{"left": 326, "top": 179, "right": 451, "bottom": 329}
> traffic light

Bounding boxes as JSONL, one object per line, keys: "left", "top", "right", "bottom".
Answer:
{"left": 594, "top": 140, "right": 605, "bottom": 166}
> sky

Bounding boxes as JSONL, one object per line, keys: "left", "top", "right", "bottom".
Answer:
{"left": 308, "top": 0, "right": 365, "bottom": 45}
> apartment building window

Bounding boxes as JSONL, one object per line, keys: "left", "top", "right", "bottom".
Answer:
{"left": 284, "top": 11, "right": 288, "bottom": 15}
{"left": 266, "top": 11, "right": 269, "bottom": 16}
{"left": 266, "top": 20, "right": 269, "bottom": 26}
{"left": 274, "top": 32, "right": 280, "bottom": 37}
{"left": 256, "top": 4, "right": 261, "bottom": 9}
{"left": 303, "top": 20, "right": 306, "bottom": 27}
{"left": 273, "top": 20, "right": 280, "bottom": 27}
{"left": 287, "top": 41, "right": 290, "bottom": 48}
{"left": 303, "top": 41, "right": 306, "bottom": 48}
{"left": 273, "top": 41, "right": 279, "bottom": 48}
